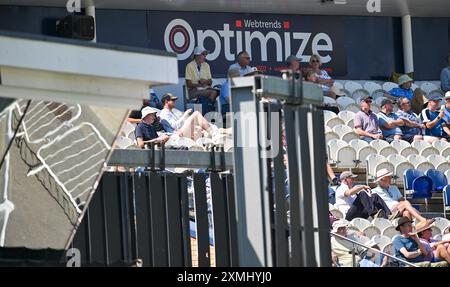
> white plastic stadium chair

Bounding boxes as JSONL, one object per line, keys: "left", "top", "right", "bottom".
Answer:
{"left": 387, "top": 154, "right": 408, "bottom": 167}
{"left": 362, "top": 225, "right": 381, "bottom": 239}
{"left": 370, "top": 139, "right": 390, "bottom": 153}
{"left": 366, "top": 154, "right": 387, "bottom": 180}
{"left": 345, "top": 103, "right": 361, "bottom": 113}
{"left": 412, "top": 140, "right": 431, "bottom": 153}
{"left": 351, "top": 218, "right": 372, "bottom": 231}
{"left": 336, "top": 146, "right": 357, "bottom": 168}
{"left": 347, "top": 119, "right": 354, "bottom": 128}
{"left": 323, "top": 110, "right": 338, "bottom": 123}
{"left": 427, "top": 155, "right": 446, "bottom": 167}
{"left": 363, "top": 82, "right": 383, "bottom": 97}
{"left": 420, "top": 146, "right": 440, "bottom": 157}
{"left": 352, "top": 89, "right": 371, "bottom": 101}
{"left": 357, "top": 146, "right": 378, "bottom": 168}
{"left": 326, "top": 117, "right": 345, "bottom": 129}
{"left": 338, "top": 110, "right": 356, "bottom": 125}
{"left": 374, "top": 97, "right": 384, "bottom": 107}
{"left": 416, "top": 161, "right": 435, "bottom": 173}
{"left": 115, "top": 136, "right": 135, "bottom": 149}
{"left": 400, "top": 146, "right": 419, "bottom": 158}
{"left": 406, "top": 154, "right": 427, "bottom": 167}
{"left": 378, "top": 146, "right": 398, "bottom": 157}
{"left": 394, "top": 162, "right": 415, "bottom": 185}
{"left": 121, "top": 121, "right": 136, "bottom": 137}
{"left": 371, "top": 105, "right": 380, "bottom": 114}
{"left": 446, "top": 170, "right": 450, "bottom": 183}
{"left": 433, "top": 217, "right": 450, "bottom": 233}
{"left": 372, "top": 218, "right": 392, "bottom": 232}
{"left": 330, "top": 209, "right": 344, "bottom": 219}
{"left": 382, "top": 226, "right": 398, "bottom": 239}
{"left": 333, "top": 124, "right": 353, "bottom": 136}
{"left": 327, "top": 139, "right": 348, "bottom": 163}
{"left": 371, "top": 235, "right": 392, "bottom": 250}
{"left": 433, "top": 140, "right": 450, "bottom": 152}
{"left": 435, "top": 162, "right": 450, "bottom": 174}
{"left": 323, "top": 97, "right": 337, "bottom": 106}
{"left": 341, "top": 132, "right": 359, "bottom": 142}
{"left": 344, "top": 81, "right": 363, "bottom": 96}
{"left": 336, "top": 96, "right": 356, "bottom": 110}
{"left": 390, "top": 139, "right": 411, "bottom": 153}
{"left": 441, "top": 147, "right": 450, "bottom": 158}
{"left": 324, "top": 126, "right": 332, "bottom": 133}
{"left": 420, "top": 82, "right": 439, "bottom": 96}
{"left": 382, "top": 82, "right": 398, "bottom": 93}
{"left": 325, "top": 131, "right": 340, "bottom": 143}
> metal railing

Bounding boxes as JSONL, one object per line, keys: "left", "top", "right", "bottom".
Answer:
{"left": 330, "top": 232, "right": 417, "bottom": 267}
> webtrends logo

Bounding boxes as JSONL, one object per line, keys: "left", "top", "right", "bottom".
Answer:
{"left": 164, "top": 18, "right": 335, "bottom": 64}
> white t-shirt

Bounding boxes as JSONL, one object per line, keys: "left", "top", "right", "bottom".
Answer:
{"left": 335, "top": 182, "right": 356, "bottom": 216}
{"left": 159, "top": 108, "right": 184, "bottom": 133}
{"left": 372, "top": 185, "right": 402, "bottom": 211}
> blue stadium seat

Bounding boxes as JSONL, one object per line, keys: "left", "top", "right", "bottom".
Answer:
{"left": 443, "top": 185, "right": 450, "bottom": 217}
{"left": 412, "top": 176, "right": 433, "bottom": 212}
{"left": 425, "top": 169, "right": 448, "bottom": 192}
{"left": 404, "top": 169, "right": 424, "bottom": 191}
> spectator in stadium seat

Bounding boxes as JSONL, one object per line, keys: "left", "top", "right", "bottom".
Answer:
{"left": 219, "top": 68, "right": 240, "bottom": 116}
{"left": 309, "top": 54, "right": 334, "bottom": 87}
{"left": 305, "top": 68, "right": 339, "bottom": 100}
{"left": 159, "top": 93, "right": 219, "bottom": 140}
{"left": 395, "top": 96, "right": 425, "bottom": 143}
{"left": 354, "top": 95, "right": 383, "bottom": 143}
{"left": 331, "top": 220, "right": 363, "bottom": 267}
{"left": 135, "top": 107, "right": 170, "bottom": 148}
{"left": 441, "top": 92, "right": 450, "bottom": 136}
{"left": 377, "top": 98, "right": 404, "bottom": 143}
{"left": 228, "top": 51, "right": 253, "bottom": 76}
{"left": 417, "top": 220, "right": 450, "bottom": 265}
{"left": 393, "top": 217, "right": 447, "bottom": 267}
{"left": 372, "top": 168, "right": 431, "bottom": 223}
{"left": 185, "top": 46, "right": 218, "bottom": 115}
{"left": 335, "top": 171, "right": 390, "bottom": 221}
{"left": 420, "top": 93, "right": 448, "bottom": 142}
{"left": 440, "top": 54, "right": 450, "bottom": 93}
{"left": 304, "top": 70, "right": 340, "bottom": 114}
{"left": 285, "top": 55, "right": 302, "bottom": 79}
{"left": 384, "top": 74, "right": 414, "bottom": 101}
{"left": 359, "top": 240, "right": 389, "bottom": 267}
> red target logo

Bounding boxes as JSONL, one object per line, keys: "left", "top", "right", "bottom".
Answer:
{"left": 164, "top": 19, "right": 195, "bottom": 60}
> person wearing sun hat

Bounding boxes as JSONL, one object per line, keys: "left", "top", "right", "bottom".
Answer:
{"left": 330, "top": 219, "right": 364, "bottom": 267}
{"left": 393, "top": 217, "right": 448, "bottom": 267}
{"left": 372, "top": 168, "right": 430, "bottom": 222}
{"left": 417, "top": 219, "right": 450, "bottom": 265}
{"left": 135, "top": 106, "right": 170, "bottom": 148}
{"left": 385, "top": 74, "right": 414, "bottom": 101}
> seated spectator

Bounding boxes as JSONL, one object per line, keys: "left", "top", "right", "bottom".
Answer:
{"left": 354, "top": 95, "right": 383, "bottom": 143}
{"left": 219, "top": 68, "right": 240, "bottom": 126}
{"left": 440, "top": 54, "right": 450, "bottom": 93}
{"left": 127, "top": 96, "right": 165, "bottom": 132}
{"left": 135, "top": 107, "right": 170, "bottom": 148}
{"left": 228, "top": 51, "right": 253, "bottom": 76}
{"left": 395, "top": 96, "right": 424, "bottom": 142}
{"left": 305, "top": 70, "right": 340, "bottom": 114}
{"left": 159, "top": 93, "right": 219, "bottom": 140}
{"left": 441, "top": 91, "right": 450, "bottom": 136}
{"left": 417, "top": 220, "right": 450, "bottom": 265}
{"left": 308, "top": 54, "right": 334, "bottom": 88}
{"left": 377, "top": 98, "right": 404, "bottom": 143}
{"left": 185, "top": 46, "right": 218, "bottom": 114}
{"left": 385, "top": 74, "right": 414, "bottom": 101}
{"left": 372, "top": 168, "right": 432, "bottom": 223}
{"left": 331, "top": 220, "right": 364, "bottom": 267}
{"left": 393, "top": 217, "right": 447, "bottom": 267}
{"left": 283, "top": 55, "right": 302, "bottom": 79}
{"left": 304, "top": 70, "right": 341, "bottom": 100}
{"left": 335, "top": 171, "right": 390, "bottom": 221}
{"left": 359, "top": 240, "right": 389, "bottom": 267}
{"left": 420, "top": 94, "right": 448, "bottom": 142}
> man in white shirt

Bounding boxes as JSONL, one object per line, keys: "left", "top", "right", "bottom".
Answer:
{"left": 159, "top": 93, "right": 218, "bottom": 140}
{"left": 372, "top": 168, "right": 429, "bottom": 222}
{"left": 335, "top": 171, "right": 390, "bottom": 221}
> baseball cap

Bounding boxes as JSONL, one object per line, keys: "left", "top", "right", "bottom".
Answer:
{"left": 193, "top": 46, "right": 209, "bottom": 55}
{"left": 380, "top": 98, "right": 394, "bottom": 107}
{"left": 161, "top": 92, "right": 178, "bottom": 103}
{"left": 444, "top": 91, "right": 450, "bottom": 100}
{"left": 360, "top": 94, "right": 373, "bottom": 102}
{"left": 428, "top": 93, "right": 442, "bottom": 102}
{"left": 340, "top": 171, "right": 358, "bottom": 181}
{"left": 286, "top": 55, "right": 300, "bottom": 65}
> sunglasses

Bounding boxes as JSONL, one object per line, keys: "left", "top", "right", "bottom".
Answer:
{"left": 401, "top": 102, "right": 411, "bottom": 105}
{"left": 311, "top": 60, "right": 320, "bottom": 63}
{"left": 364, "top": 100, "right": 372, "bottom": 103}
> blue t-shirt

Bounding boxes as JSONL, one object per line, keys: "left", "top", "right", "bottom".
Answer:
{"left": 393, "top": 235, "right": 426, "bottom": 263}
{"left": 420, "top": 108, "right": 445, "bottom": 137}
{"left": 443, "top": 106, "right": 450, "bottom": 124}
{"left": 377, "top": 112, "right": 403, "bottom": 138}
{"left": 396, "top": 110, "right": 422, "bottom": 137}
{"left": 135, "top": 122, "right": 158, "bottom": 141}
{"left": 388, "top": 87, "right": 413, "bottom": 101}
{"left": 220, "top": 80, "right": 230, "bottom": 105}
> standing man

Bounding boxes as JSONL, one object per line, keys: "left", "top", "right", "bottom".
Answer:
{"left": 228, "top": 51, "right": 253, "bottom": 76}
{"left": 440, "top": 54, "right": 450, "bottom": 93}
{"left": 185, "top": 46, "right": 218, "bottom": 114}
